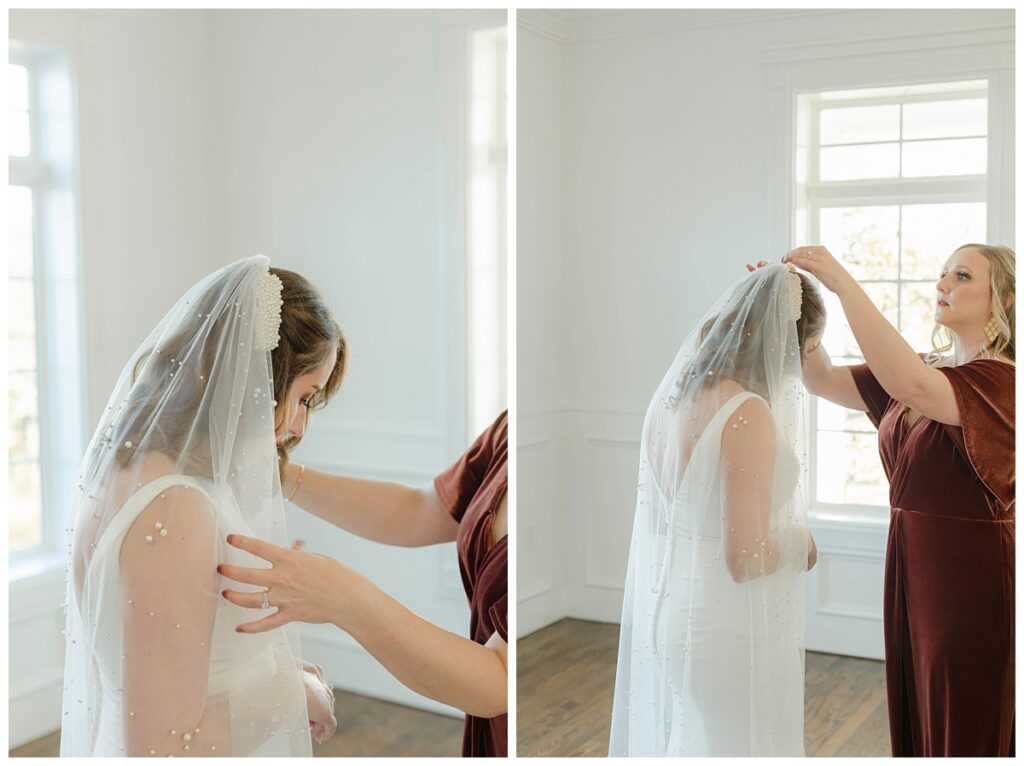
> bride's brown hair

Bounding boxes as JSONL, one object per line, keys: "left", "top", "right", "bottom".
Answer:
{"left": 270, "top": 267, "right": 348, "bottom": 478}
{"left": 112, "top": 267, "right": 347, "bottom": 483}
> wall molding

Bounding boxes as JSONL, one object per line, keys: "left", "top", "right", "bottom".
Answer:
{"left": 562, "top": 9, "right": 841, "bottom": 44}
{"left": 520, "top": 9, "right": 867, "bottom": 46}
{"left": 517, "top": 10, "right": 568, "bottom": 44}
{"left": 518, "top": 582, "right": 554, "bottom": 603}
{"left": 762, "top": 23, "right": 1013, "bottom": 65}
{"left": 302, "top": 458, "right": 435, "bottom": 486}
{"left": 515, "top": 414, "right": 565, "bottom": 637}
{"left": 9, "top": 671, "right": 64, "bottom": 749}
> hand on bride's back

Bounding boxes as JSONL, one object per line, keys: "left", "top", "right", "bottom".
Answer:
{"left": 304, "top": 668, "right": 337, "bottom": 745}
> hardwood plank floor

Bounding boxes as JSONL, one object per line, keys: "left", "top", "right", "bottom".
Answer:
{"left": 10, "top": 690, "right": 463, "bottom": 757}
{"left": 517, "top": 618, "right": 890, "bottom": 757}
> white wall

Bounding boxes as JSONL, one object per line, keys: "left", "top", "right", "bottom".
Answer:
{"left": 516, "top": 9, "right": 1015, "bottom": 653}
{"left": 9, "top": 8, "right": 501, "bottom": 747}
{"left": 516, "top": 14, "right": 569, "bottom": 637}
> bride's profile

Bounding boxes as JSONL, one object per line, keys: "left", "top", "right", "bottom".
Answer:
{"left": 61, "top": 255, "right": 344, "bottom": 756}
{"left": 609, "top": 263, "right": 826, "bottom": 756}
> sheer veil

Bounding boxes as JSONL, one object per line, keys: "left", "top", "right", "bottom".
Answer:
{"left": 609, "top": 264, "right": 810, "bottom": 756}
{"left": 61, "top": 255, "right": 312, "bottom": 756}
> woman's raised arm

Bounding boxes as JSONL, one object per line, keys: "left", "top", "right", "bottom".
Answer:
{"left": 800, "top": 343, "right": 868, "bottom": 411}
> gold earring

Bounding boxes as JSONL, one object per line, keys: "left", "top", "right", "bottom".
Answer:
{"left": 984, "top": 316, "right": 999, "bottom": 344}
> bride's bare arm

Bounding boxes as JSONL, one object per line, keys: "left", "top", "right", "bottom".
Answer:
{"left": 282, "top": 464, "right": 458, "bottom": 547}
{"left": 800, "top": 342, "right": 869, "bottom": 411}
{"left": 120, "top": 487, "right": 318, "bottom": 756}
{"left": 720, "top": 398, "right": 809, "bottom": 583}
{"left": 120, "top": 486, "right": 228, "bottom": 756}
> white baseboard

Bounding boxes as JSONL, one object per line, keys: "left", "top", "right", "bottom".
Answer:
{"left": 516, "top": 585, "right": 566, "bottom": 638}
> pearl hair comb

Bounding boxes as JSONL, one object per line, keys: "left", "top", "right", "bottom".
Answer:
{"left": 255, "top": 268, "right": 284, "bottom": 351}
{"left": 786, "top": 269, "right": 803, "bottom": 322}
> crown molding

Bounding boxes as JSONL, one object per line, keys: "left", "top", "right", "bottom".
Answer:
{"left": 558, "top": 9, "right": 841, "bottom": 43}
{"left": 518, "top": 9, "right": 569, "bottom": 43}
{"left": 762, "top": 23, "right": 1014, "bottom": 65}
{"left": 518, "top": 9, "right": 1015, "bottom": 49}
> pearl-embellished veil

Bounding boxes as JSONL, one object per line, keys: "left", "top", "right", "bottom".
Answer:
{"left": 609, "top": 264, "right": 811, "bottom": 755}
{"left": 60, "top": 255, "right": 312, "bottom": 756}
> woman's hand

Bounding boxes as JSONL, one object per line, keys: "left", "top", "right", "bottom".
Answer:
{"left": 303, "top": 668, "right": 337, "bottom": 745}
{"left": 745, "top": 260, "right": 771, "bottom": 272}
{"left": 219, "top": 534, "right": 369, "bottom": 633}
{"left": 783, "top": 245, "right": 857, "bottom": 296}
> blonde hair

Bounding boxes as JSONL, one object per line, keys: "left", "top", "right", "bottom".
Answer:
{"left": 930, "top": 243, "right": 1015, "bottom": 363}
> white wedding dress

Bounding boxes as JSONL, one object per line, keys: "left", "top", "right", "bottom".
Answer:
{"left": 609, "top": 265, "right": 810, "bottom": 756}
{"left": 61, "top": 257, "right": 313, "bottom": 757}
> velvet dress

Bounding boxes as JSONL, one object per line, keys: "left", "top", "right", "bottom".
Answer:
{"left": 850, "top": 358, "right": 1014, "bottom": 756}
{"left": 434, "top": 411, "right": 508, "bottom": 757}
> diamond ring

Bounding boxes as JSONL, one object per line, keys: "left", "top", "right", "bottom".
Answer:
{"left": 260, "top": 590, "right": 271, "bottom": 610}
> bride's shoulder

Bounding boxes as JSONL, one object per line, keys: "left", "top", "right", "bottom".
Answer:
{"left": 717, "top": 379, "right": 769, "bottom": 410}
{"left": 716, "top": 382, "right": 771, "bottom": 430}
{"left": 111, "top": 451, "right": 210, "bottom": 507}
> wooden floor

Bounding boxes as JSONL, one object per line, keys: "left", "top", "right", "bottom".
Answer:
{"left": 10, "top": 689, "right": 463, "bottom": 757}
{"left": 517, "top": 618, "right": 890, "bottom": 757}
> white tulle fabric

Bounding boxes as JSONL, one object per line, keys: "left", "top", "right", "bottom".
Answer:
{"left": 60, "top": 255, "right": 312, "bottom": 756}
{"left": 609, "top": 264, "right": 810, "bottom": 756}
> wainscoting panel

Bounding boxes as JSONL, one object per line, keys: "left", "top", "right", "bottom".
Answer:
{"left": 565, "top": 409, "right": 643, "bottom": 623}
{"left": 517, "top": 412, "right": 566, "bottom": 636}
{"left": 9, "top": 566, "right": 66, "bottom": 748}
{"left": 806, "top": 516, "right": 889, "bottom": 660}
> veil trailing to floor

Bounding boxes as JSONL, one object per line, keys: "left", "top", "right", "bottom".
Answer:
{"left": 609, "top": 264, "right": 811, "bottom": 756}
{"left": 61, "top": 255, "right": 312, "bottom": 756}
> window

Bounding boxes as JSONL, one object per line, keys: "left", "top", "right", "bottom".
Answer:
{"left": 796, "top": 81, "right": 989, "bottom": 512}
{"left": 8, "top": 48, "right": 85, "bottom": 571}
{"left": 466, "top": 26, "right": 508, "bottom": 440}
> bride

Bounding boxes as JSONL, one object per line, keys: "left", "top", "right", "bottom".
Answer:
{"left": 608, "top": 263, "right": 825, "bottom": 756}
{"left": 60, "top": 255, "right": 341, "bottom": 756}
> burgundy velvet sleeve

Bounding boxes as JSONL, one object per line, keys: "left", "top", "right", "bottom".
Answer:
{"left": 849, "top": 362, "right": 894, "bottom": 428}
{"left": 434, "top": 419, "right": 499, "bottom": 523}
{"left": 938, "top": 359, "right": 1016, "bottom": 509}
{"left": 488, "top": 588, "right": 508, "bottom": 642}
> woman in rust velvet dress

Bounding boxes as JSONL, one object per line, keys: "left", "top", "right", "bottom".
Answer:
{"left": 784, "top": 243, "right": 1014, "bottom": 756}
{"left": 215, "top": 412, "right": 508, "bottom": 757}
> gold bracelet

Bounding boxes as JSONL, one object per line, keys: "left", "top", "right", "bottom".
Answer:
{"left": 287, "top": 463, "right": 306, "bottom": 503}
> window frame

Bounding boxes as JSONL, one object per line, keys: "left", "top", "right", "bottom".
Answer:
{"left": 765, "top": 26, "right": 1014, "bottom": 523}
{"left": 466, "top": 23, "right": 509, "bottom": 443}
{"left": 8, "top": 44, "right": 87, "bottom": 575}
{"left": 797, "top": 79, "right": 999, "bottom": 521}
